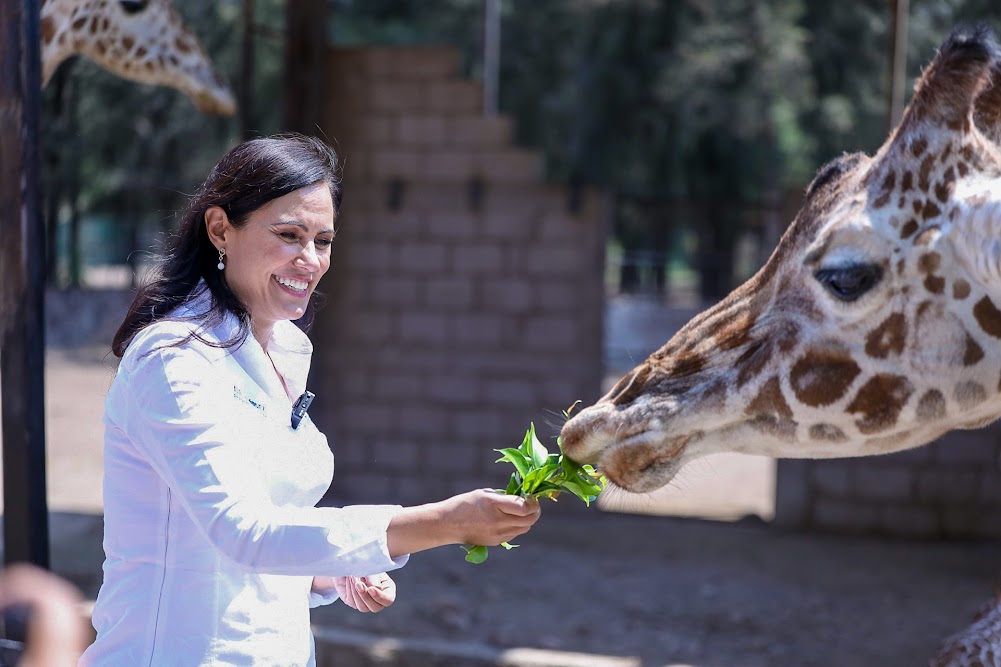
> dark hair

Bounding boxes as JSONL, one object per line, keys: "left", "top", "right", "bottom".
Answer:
{"left": 111, "top": 133, "right": 342, "bottom": 357}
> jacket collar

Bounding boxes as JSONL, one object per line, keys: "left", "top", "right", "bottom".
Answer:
{"left": 176, "top": 282, "right": 314, "bottom": 404}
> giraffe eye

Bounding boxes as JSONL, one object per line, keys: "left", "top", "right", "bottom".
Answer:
{"left": 815, "top": 264, "right": 883, "bottom": 302}
{"left": 119, "top": 0, "right": 150, "bottom": 15}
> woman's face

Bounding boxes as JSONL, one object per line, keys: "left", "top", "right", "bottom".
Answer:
{"left": 209, "top": 182, "right": 335, "bottom": 342}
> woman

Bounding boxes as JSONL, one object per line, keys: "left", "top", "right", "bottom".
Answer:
{"left": 80, "top": 133, "right": 541, "bottom": 666}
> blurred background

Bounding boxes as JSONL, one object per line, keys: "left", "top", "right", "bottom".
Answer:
{"left": 10, "top": 1, "right": 1001, "bottom": 665}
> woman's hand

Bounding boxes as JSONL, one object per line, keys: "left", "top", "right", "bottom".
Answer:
{"left": 387, "top": 489, "right": 542, "bottom": 557}
{"left": 439, "top": 489, "right": 541, "bottom": 546}
{"left": 320, "top": 573, "right": 396, "bottom": 613}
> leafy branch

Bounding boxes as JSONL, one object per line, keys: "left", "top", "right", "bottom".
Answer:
{"left": 462, "top": 413, "right": 606, "bottom": 564}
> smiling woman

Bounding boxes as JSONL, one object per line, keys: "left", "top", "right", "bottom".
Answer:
{"left": 83, "top": 133, "right": 542, "bottom": 666}
{"left": 205, "top": 181, "right": 336, "bottom": 347}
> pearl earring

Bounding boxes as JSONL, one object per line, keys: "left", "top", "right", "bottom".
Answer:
{"left": 217, "top": 248, "right": 226, "bottom": 271}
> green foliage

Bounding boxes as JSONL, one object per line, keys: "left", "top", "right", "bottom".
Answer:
{"left": 45, "top": 0, "right": 1001, "bottom": 290}
{"left": 462, "top": 421, "right": 607, "bottom": 564}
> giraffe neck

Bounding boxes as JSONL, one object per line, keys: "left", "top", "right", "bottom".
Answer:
{"left": 39, "top": 0, "right": 235, "bottom": 115}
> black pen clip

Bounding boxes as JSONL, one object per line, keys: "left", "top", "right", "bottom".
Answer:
{"left": 291, "top": 390, "right": 315, "bottom": 430}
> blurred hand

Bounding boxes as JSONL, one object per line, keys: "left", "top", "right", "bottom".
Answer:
{"left": 323, "top": 573, "right": 396, "bottom": 613}
{"left": 0, "top": 563, "right": 87, "bottom": 667}
{"left": 440, "top": 489, "right": 541, "bottom": 547}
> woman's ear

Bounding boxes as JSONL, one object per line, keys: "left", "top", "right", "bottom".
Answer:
{"left": 204, "top": 206, "right": 230, "bottom": 248}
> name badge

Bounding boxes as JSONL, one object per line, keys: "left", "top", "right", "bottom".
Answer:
{"left": 233, "top": 385, "right": 268, "bottom": 418}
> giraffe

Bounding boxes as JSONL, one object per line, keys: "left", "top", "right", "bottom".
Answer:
{"left": 559, "top": 24, "right": 1001, "bottom": 666}
{"left": 39, "top": 0, "right": 236, "bottom": 115}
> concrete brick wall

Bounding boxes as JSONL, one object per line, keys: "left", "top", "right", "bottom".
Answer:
{"left": 775, "top": 427, "right": 1001, "bottom": 539}
{"left": 312, "top": 46, "right": 607, "bottom": 506}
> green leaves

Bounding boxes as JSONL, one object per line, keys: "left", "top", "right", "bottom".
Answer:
{"left": 463, "top": 420, "right": 607, "bottom": 564}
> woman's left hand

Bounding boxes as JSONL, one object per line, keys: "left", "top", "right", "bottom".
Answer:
{"left": 314, "top": 573, "right": 396, "bottom": 613}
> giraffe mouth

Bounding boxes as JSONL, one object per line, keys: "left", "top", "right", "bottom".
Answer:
{"left": 561, "top": 406, "right": 696, "bottom": 493}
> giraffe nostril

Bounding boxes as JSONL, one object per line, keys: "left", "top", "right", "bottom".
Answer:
{"left": 603, "top": 365, "right": 651, "bottom": 407}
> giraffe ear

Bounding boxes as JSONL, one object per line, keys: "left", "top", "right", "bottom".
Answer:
{"left": 899, "top": 24, "right": 998, "bottom": 132}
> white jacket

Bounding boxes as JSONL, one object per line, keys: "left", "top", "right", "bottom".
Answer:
{"left": 80, "top": 287, "right": 408, "bottom": 666}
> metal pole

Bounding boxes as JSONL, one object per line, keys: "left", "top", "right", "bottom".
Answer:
{"left": 240, "top": 0, "right": 256, "bottom": 140}
{"left": 482, "top": 0, "right": 501, "bottom": 115}
{"left": 0, "top": 0, "right": 50, "bottom": 567}
{"left": 886, "top": 0, "right": 909, "bottom": 130}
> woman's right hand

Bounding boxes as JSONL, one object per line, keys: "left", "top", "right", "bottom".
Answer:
{"left": 438, "top": 489, "right": 541, "bottom": 547}
{"left": 387, "top": 489, "right": 542, "bottom": 557}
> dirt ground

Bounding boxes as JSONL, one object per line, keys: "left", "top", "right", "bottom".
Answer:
{"left": 8, "top": 347, "right": 1001, "bottom": 666}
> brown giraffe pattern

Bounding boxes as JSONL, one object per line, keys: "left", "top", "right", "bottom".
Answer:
{"left": 560, "top": 25, "right": 1001, "bottom": 667}
{"left": 39, "top": 0, "right": 235, "bottom": 115}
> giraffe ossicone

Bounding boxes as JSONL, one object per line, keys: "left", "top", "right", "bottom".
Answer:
{"left": 561, "top": 24, "right": 1001, "bottom": 495}
{"left": 40, "top": 0, "right": 236, "bottom": 116}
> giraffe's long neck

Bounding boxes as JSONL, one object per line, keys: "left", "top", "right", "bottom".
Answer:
{"left": 39, "top": 0, "right": 235, "bottom": 116}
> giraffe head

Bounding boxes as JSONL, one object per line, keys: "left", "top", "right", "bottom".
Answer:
{"left": 561, "top": 25, "right": 1001, "bottom": 493}
{"left": 40, "top": 0, "right": 236, "bottom": 115}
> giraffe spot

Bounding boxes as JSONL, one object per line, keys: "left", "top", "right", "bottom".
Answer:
{"left": 973, "top": 296, "right": 1001, "bottom": 338}
{"left": 941, "top": 142, "right": 953, "bottom": 162}
{"left": 940, "top": 168, "right": 956, "bottom": 195}
{"left": 865, "top": 312, "right": 906, "bottom": 359}
{"left": 746, "top": 376, "right": 797, "bottom": 441}
{"left": 735, "top": 340, "right": 771, "bottom": 388}
{"left": 918, "top": 154, "right": 935, "bottom": 191}
{"left": 897, "top": 196, "right": 905, "bottom": 208}
{"left": 40, "top": 16, "right": 55, "bottom": 44}
{"left": 100, "top": 16, "right": 109, "bottom": 32}
{"left": 72, "top": 16, "right": 86, "bottom": 30}
{"left": 916, "top": 389, "right": 946, "bottom": 422}
{"left": 872, "top": 171, "right": 895, "bottom": 208}
{"left": 790, "top": 348, "right": 861, "bottom": 407}
{"left": 746, "top": 376, "right": 793, "bottom": 420}
{"left": 918, "top": 252, "right": 941, "bottom": 273}
{"left": 901, "top": 171, "right": 913, "bottom": 191}
{"left": 717, "top": 307, "right": 756, "bottom": 351}
{"left": 896, "top": 258, "right": 906, "bottom": 275}
{"left": 955, "top": 381, "right": 987, "bottom": 409}
{"left": 963, "top": 334, "right": 984, "bottom": 365}
{"left": 123, "top": 36, "right": 134, "bottom": 51}
{"left": 175, "top": 37, "right": 193, "bottom": 54}
{"left": 137, "top": 46, "right": 148, "bottom": 58}
{"left": 847, "top": 374, "right": 914, "bottom": 434}
{"left": 911, "top": 137, "right": 928, "bottom": 157}
{"left": 809, "top": 423, "right": 848, "bottom": 442}
{"left": 95, "top": 41, "right": 106, "bottom": 57}
{"left": 921, "top": 200, "right": 941, "bottom": 220}
{"left": 952, "top": 279, "right": 971, "bottom": 300}
{"left": 923, "top": 275, "right": 945, "bottom": 294}
{"left": 957, "top": 161, "right": 969, "bottom": 177}
{"left": 912, "top": 200, "right": 922, "bottom": 215}
{"left": 900, "top": 219, "right": 918, "bottom": 239}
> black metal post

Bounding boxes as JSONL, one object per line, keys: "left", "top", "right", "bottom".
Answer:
{"left": 283, "top": 0, "right": 327, "bottom": 134}
{"left": 0, "top": 0, "right": 50, "bottom": 567}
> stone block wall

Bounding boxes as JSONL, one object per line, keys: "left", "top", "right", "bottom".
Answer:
{"left": 775, "top": 426, "right": 1001, "bottom": 539}
{"left": 312, "top": 46, "right": 607, "bottom": 506}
